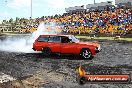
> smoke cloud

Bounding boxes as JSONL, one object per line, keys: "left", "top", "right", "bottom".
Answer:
{"left": 0, "top": 22, "right": 62, "bottom": 53}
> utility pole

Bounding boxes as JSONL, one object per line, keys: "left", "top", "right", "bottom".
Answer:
{"left": 31, "top": 0, "right": 32, "bottom": 19}
{"left": 94, "top": 0, "right": 95, "bottom": 4}
{"left": 5, "top": 0, "right": 7, "bottom": 20}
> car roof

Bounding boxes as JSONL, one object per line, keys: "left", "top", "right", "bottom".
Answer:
{"left": 40, "top": 34, "right": 73, "bottom": 37}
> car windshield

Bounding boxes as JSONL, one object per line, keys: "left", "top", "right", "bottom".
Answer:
{"left": 69, "top": 35, "right": 79, "bottom": 43}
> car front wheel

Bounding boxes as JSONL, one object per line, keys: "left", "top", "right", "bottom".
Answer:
{"left": 81, "top": 49, "right": 93, "bottom": 60}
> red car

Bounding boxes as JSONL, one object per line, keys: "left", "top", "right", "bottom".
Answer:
{"left": 32, "top": 34, "right": 101, "bottom": 59}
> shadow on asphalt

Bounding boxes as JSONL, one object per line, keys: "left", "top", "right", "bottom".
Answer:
{"left": 22, "top": 53, "right": 91, "bottom": 61}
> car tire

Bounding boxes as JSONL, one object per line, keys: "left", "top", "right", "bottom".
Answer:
{"left": 80, "top": 49, "right": 93, "bottom": 60}
{"left": 42, "top": 47, "right": 52, "bottom": 56}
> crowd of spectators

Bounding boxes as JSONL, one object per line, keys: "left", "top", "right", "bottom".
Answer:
{"left": 37, "top": 7, "right": 131, "bottom": 35}
{"left": 3, "top": 6, "right": 131, "bottom": 35}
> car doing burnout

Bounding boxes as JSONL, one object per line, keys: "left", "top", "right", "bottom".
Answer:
{"left": 32, "top": 34, "right": 101, "bottom": 59}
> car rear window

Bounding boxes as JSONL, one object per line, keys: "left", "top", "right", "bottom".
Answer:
{"left": 38, "top": 36, "right": 49, "bottom": 42}
{"left": 48, "top": 36, "right": 61, "bottom": 42}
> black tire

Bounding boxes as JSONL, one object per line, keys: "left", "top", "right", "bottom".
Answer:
{"left": 80, "top": 49, "right": 93, "bottom": 60}
{"left": 42, "top": 47, "right": 52, "bottom": 56}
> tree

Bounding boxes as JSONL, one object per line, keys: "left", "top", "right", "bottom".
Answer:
{"left": 15, "top": 17, "right": 20, "bottom": 23}
{"left": 2, "top": 20, "right": 7, "bottom": 24}
{"left": 9, "top": 18, "right": 13, "bottom": 23}
{"left": 41, "top": 16, "right": 44, "bottom": 21}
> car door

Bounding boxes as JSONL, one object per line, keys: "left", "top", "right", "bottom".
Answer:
{"left": 35, "top": 35, "right": 49, "bottom": 51}
{"left": 48, "top": 36, "right": 61, "bottom": 53}
{"left": 60, "top": 36, "right": 77, "bottom": 54}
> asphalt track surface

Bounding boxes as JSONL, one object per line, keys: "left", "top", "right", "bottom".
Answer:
{"left": 0, "top": 35, "right": 132, "bottom": 88}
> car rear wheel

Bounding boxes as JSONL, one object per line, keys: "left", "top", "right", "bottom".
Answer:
{"left": 42, "top": 47, "right": 52, "bottom": 56}
{"left": 81, "top": 49, "right": 93, "bottom": 60}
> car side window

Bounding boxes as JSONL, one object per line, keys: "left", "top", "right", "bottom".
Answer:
{"left": 38, "top": 36, "right": 49, "bottom": 42}
{"left": 48, "top": 36, "right": 61, "bottom": 42}
{"left": 61, "top": 36, "right": 70, "bottom": 43}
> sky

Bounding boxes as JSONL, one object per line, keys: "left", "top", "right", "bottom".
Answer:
{"left": 0, "top": 0, "right": 115, "bottom": 22}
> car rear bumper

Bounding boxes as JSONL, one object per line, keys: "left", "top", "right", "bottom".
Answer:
{"left": 95, "top": 50, "right": 100, "bottom": 53}
{"left": 32, "top": 48, "right": 36, "bottom": 51}
{"left": 95, "top": 45, "right": 101, "bottom": 53}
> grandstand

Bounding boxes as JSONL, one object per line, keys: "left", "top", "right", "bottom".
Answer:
{"left": 86, "top": 1, "right": 114, "bottom": 11}
{"left": 63, "top": 1, "right": 132, "bottom": 36}
{"left": 65, "top": 1, "right": 114, "bottom": 12}
{"left": 0, "top": 0, "right": 131, "bottom": 36}
{"left": 115, "top": 0, "right": 132, "bottom": 8}
{"left": 65, "top": 5, "right": 86, "bottom": 13}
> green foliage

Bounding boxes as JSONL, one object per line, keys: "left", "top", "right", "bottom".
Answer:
{"left": 76, "top": 36, "right": 132, "bottom": 41}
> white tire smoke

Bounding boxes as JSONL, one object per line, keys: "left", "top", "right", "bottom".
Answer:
{"left": 0, "top": 22, "right": 62, "bottom": 53}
